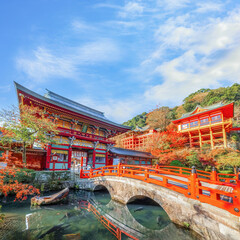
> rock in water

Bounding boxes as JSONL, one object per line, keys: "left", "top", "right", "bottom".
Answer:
{"left": 64, "top": 233, "right": 81, "bottom": 240}
{"left": 157, "top": 216, "right": 161, "bottom": 224}
{"left": 134, "top": 207, "right": 144, "bottom": 212}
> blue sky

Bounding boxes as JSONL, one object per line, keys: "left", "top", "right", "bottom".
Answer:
{"left": 1, "top": 0, "right": 240, "bottom": 123}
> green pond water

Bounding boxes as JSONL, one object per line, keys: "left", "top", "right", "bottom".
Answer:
{"left": 0, "top": 190, "right": 200, "bottom": 240}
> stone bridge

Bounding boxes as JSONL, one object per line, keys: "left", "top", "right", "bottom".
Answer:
{"left": 91, "top": 198, "right": 197, "bottom": 240}
{"left": 76, "top": 176, "right": 240, "bottom": 240}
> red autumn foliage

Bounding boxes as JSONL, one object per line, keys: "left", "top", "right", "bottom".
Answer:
{"left": 0, "top": 154, "right": 40, "bottom": 201}
{"left": 146, "top": 130, "right": 188, "bottom": 164}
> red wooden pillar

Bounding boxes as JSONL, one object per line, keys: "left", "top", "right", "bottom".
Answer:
{"left": 81, "top": 157, "right": 83, "bottom": 168}
{"left": 105, "top": 152, "right": 108, "bottom": 166}
{"left": 46, "top": 144, "right": 51, "bottom": 170}
{"left": 93, "top": 150, "right": 96, "bottom": 169}
{"left": 68, "top": 148, "right": 72, "bottom": 170}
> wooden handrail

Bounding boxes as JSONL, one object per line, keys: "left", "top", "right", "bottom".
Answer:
{"left": 79, "top": 164, "right": 240, "bottom": 217}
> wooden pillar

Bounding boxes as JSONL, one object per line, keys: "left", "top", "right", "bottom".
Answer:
{"left": 198, "top": 130, "right": 202, "bottom": 148}
{"left": 105, "top": 152, "right": 108, "bottom": 166}
{"left": 92, "top": 150, "right": 96, "bottom": 169}
{"left": 46, "top": 144, "right": 51, "bottom": 170}
{"left": 188, "top": 131, "right": 192, "bottom": 148}
{"left": 223, "top": 125, "right": 227, "bottom": 148}
{"left": 68, "top": 147, "right": 72, "bottom": 170}
{"left": 210, "top": 127, "right": 214, "bottom": 149}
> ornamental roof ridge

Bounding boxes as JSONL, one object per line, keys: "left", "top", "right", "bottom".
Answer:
{"left": 44, "top": 88, "right": 105, "bottom": 119}
{"left": 181, "top": 102, "right": 224, "bottom": 118}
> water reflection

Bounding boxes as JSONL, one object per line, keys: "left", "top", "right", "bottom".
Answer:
{"left": 0, "top": 190, "right": 200, "bottom": 240}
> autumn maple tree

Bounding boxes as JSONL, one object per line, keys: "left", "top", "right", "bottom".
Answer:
{"left": 0, "top": 165, "right": 40, "bottom": 201}
{"left": 146, "top": 130, "right": 188, "bottom": 164}
{"left": 146, "top": 106, "right": 171, "bottom": 131}
{"left": 0, "top": 104, "right": 59, "bottom": 164}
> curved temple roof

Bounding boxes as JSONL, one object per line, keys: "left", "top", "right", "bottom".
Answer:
{"left": 172, "top": 102, "right": 234, "bottom": 124}
{"left": 14, "top": 82, "right": 131, "bottom": 131}
{"left": 110, "top": 147, "right": 155, "bottom": 159}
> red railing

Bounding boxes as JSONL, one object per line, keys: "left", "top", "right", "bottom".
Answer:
{"left": 78, "top": 200, "right": 139, "bottom": 240}
{"left": 80, "top": 164, "right": 240, "bottom": 217}
{"left": 156, "top": 165, "right": 237, "bottom": 183}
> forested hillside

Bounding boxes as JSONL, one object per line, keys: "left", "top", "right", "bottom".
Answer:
{"left": 122, "top": 112, "right": 147, "bottom": 129}
{"left": 123, "top": 83, "right": 240, "bottom": 129}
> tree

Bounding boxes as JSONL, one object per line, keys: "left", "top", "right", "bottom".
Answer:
{"left": 146, "top": 106, "right": 171, "bottom": 130}
{"left": 0, "top": 104, "right": 59, "bottom": 164}
{"left": 123, "top": 112, "right": 147, "bottom": 129}
{"left": 146, "top": 130, "right": 188, "bottom": 164}
{"left": 216, "top": 149, "right": 240, "bottom": 174}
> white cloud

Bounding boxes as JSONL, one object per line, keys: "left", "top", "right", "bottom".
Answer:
{"left": 16, "top": 47, "right": 76, "bottom": 83}
{"left": 195, "top": 2, "right": 224, "bottom": 13}
{"left": 139, "top": 7, "right": 240, "bottom": 107}
{"left": 0, "top": 84, "right": 11, "bottom": 92}
{"left": 156, "top": 0, "right": 190, "bottom": 10}
{"left": 76, "top": 96, "right": 145, "bottom": 123}
{"left": 16, "top": 39, "right": 121, "bottom": 83}
{"left": 119, "top": 1, "right": 144, "bottom": 18}
{"left": 71, "top": 20, "right": 96, "bottom": 32}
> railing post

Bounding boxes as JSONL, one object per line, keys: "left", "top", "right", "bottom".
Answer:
{"left": 237, "top": 169, "right": 240, "bottom": 187}
{"left": 189, "top": 166, "right": 197, "bottom": 199}
{"left": 233, "top": 169, "right": 240, "bottom": 214}
{"left": 145, "top": 168, "right": 149, "bottom": 181}
{"left": 90, "top": 168, "right": 93, "bottom": 178}
{"left": 211, "top": 167, "right": 217, "bottom": 181}
{"left": 79, "top": 169, "right": 83, "bottom": 178}
{"left": 117, "top": 162, "right": 121, "bottom": 177}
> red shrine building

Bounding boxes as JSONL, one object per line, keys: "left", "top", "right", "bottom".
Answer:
{"left": 15, "top": 82, "right": 133, "bottom": 170}
{"left": 172, "top": 102, "right": 235, "bottom": 149}
{"left": 111, "top": 125, "right": 157, "bottom": 151}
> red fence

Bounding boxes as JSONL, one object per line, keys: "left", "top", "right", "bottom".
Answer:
{"left": 80, "top": 164, "right": 240, "bottom": 217}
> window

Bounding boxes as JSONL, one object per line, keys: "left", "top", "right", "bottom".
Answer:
{"left": 51, "top": 149, "right": 68, "bottom": 162}
{"left": 134, "top": 160, "right": 140, "bottom": 165}
{"left": 200, "top": 118, "right": 209, "bottom": 126}
{"left": 190, "top": 121, "right": 198, "bottom": 128}
{"left": 181, "top": 123, "right": 189, "bottom": 130}
{"left": 211, "top": 115, "right": 222, "bottom": 123}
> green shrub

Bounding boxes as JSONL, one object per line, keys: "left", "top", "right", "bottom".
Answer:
{"left": 15, "top": 168, "right": 36, "bottom": 183}
{"left": 186, "top": 151, "right": 202, "bottom": 169}
{"left": 231, "top": 133, "right": 239, "bottom": 142}
{"left": 170, "top": 160, "right": 186, "bottom": 167}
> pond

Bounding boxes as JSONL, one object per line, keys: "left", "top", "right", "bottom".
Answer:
{"left": 0, "top": 190, "right": 200, "bottom": 240}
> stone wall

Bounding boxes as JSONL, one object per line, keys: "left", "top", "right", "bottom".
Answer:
{"left": 75, "top": 176, "right": 240, "bottom": 240}
{"left": 34, "top": 170, "right": 74, "bottom": 191}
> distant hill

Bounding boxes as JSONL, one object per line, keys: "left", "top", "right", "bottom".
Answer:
{"left": 122, "top": 112, "right": 147, "bottom": 129}
{"left": 123, "top": 83, "right": 240, "bottom": 128}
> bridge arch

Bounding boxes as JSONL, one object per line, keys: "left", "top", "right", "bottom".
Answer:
{"left": 76, "top": 176, "right": 240, "bottom": 240}
{"left": 93, "top": 184, "right": 110, "bottom": 192}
